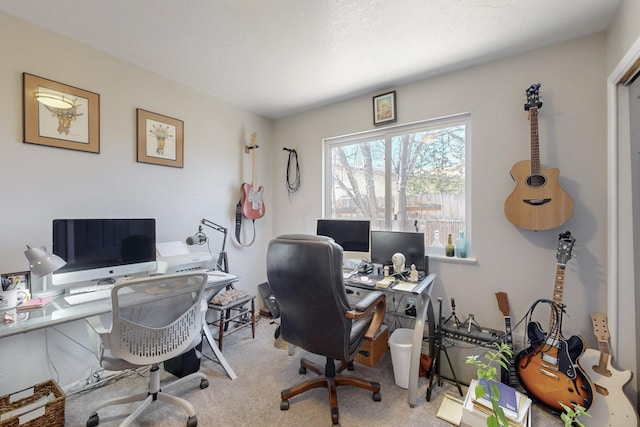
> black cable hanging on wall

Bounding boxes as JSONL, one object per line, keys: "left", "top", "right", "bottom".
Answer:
{"left": 283, "top": 147, "right": 300, "bottom": 196}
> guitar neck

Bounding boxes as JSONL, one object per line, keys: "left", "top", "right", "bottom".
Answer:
{"left": 252, "top": 144, "right": 257, "bottom": 187}
{"left": 504, "top": 316, "right": 517, "bottom": 384}
{"left": 547, "top": 262, "right": 566, "bottom": 331}
{"left": 530, "top": 107, "right": 540, "bottom": 175}
{"left": 597, "top": 339, "right": 611, "bottom": 367}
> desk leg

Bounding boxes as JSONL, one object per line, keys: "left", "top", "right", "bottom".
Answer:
{"left": 202, "top": 322, "right": 238, "bottom": 380}
{"left": 407, "top": 294, "right": 433, "bottom": 407}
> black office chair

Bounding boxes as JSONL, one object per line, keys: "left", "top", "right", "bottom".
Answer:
{"left": 266, "top": 234, "right": 386, "bottom": 426}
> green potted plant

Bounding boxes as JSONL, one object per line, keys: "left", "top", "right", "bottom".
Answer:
{"left": 466, "top": 342, "right": 513, "bottom": 427}
{"left": 466, "top": 343, "right": 591, "bottom": 427}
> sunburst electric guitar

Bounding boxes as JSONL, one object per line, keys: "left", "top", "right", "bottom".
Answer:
{"left": 578, "top": 312, "right": 639, "bottom": 426}
{"left": 504, "top": 83, "right": 573, "bottom": 231}
{"left": 515, "top": 231, "right": 594, "bottom": 413}
{"left": 241, "top": 132, "right": 266, "bottom": 219}
{"left": 495, "top": 292, "right": 518, "bottom": 388}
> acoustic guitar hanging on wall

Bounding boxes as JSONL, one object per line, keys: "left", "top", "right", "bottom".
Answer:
{"left": 504, "top": 83, "right": 573, "bottom": 231}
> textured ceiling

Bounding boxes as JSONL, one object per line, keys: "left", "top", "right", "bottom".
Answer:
{"left": 0, "top": 0, "right": 622, "bottom": 118}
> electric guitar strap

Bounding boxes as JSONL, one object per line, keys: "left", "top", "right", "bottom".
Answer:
{"left": 234, "top": 199, "right": 256, "bottom": 247}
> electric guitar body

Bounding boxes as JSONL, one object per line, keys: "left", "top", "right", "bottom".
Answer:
{"left": 515, "top": 231, "right": 594, "bottom": 414}
{"left": 241, "top": 181, "right": 265, "bottom": 219}
{"left": 241, "top": 132, "right": 266, "bottom": 220}
{"left": 504, "top": 83, "right": 573, "bottom": 231}
{"left": 578, "top": 313, "right": 638, "bottom": 426}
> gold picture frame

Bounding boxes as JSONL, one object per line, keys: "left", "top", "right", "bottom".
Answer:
{"left": 136, "top": 109, "right": 184, "bottom": 168}
{"left": 373, "top": 90, "right": 397, "bottom": 126}
{"left": 23, "top": 73, "right": 100, "bottom": 153}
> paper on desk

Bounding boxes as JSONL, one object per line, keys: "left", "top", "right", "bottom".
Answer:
{"left": 156, "top": 241, "right": 189, "bottom": 257}
{"left": 392, "top": 281, "right": 416, "bottom": 292}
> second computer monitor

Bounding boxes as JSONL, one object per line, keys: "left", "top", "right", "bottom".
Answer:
{"left": 370, "top": 230, "right": 425, "bottom": 272}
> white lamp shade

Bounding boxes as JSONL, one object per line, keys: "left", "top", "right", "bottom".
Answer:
{"left": 24, "top": 246, "right": 66, "bottom": 278}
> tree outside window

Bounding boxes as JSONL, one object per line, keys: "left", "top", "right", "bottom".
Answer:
{"left": 324, "top": 114, "right": 469, "bottom": 255}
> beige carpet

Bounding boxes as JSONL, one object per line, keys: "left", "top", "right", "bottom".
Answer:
{"left": 64, "top": 317, "right": 562, "bottom": 426}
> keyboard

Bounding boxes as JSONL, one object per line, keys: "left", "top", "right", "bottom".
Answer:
{"left": 68, "top": 283, "right": 114, "bottom": 295}
{"left": 64, "top": 288, "right": 112, "bottom": 305}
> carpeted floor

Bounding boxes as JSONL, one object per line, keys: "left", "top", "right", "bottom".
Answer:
{"left": 64, "top": 317, "right": 562, "bottom": 426}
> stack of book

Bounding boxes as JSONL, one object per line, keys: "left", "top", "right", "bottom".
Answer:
{"left": 461, "top": 379, "right": 532, "bottom": 427}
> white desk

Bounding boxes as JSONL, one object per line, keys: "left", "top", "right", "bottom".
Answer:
{"left": 345, "top": 273, "right": 436, "bottom": 407}
{"left": 0, "top": 272, "right": 240, "bottom": 380}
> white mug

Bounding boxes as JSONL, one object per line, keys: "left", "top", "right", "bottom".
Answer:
{"left": 0, "top": 289, "right": 28, "bottom": 309}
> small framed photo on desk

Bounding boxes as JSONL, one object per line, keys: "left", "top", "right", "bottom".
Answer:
{"left": 1, "top": 271, "right": 30, "bottom": 292}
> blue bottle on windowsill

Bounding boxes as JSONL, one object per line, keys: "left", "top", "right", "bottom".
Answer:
{"left": 456, "top": 232, "right": 467, "bottom": 258}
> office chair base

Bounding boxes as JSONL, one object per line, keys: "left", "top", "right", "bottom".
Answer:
{"left": 86, "top": 366, "right": 209, "bottom": 427}
{"left": 280, "top": 357, "right": 381, "bottom": 426}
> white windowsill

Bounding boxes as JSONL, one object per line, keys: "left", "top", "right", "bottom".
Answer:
{"left": 428, "top": 255, "right": 478, "bottom": 264}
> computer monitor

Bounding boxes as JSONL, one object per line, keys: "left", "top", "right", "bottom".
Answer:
{"left": 316, "top": 219, "right": 370, "bottom": 264}
{"left": 370, "top": 230, "right": 426, "bottom": 272}
{"left": 52, "top": 218, "right": 157, "bottom": 286}
{"left": 316, "top": 219, "right": 370, "bottom": 252}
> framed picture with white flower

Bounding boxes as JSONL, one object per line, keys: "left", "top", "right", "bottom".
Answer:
{"left": 136, "top": 108, "right": 184, "bottom": 168}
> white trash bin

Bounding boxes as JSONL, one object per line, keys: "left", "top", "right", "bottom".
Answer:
{"left": 388, "top": 328, "right": 414, "bottom": 389}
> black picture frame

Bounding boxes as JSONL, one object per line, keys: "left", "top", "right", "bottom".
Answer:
{"left": 373, "top": 90, "right": 397, "bottom": 126}
{"left": 1, "top": 271, "right": 31, "bottom": 293}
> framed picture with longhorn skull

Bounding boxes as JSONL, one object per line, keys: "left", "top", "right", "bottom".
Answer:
{"left": 23, "top": 72, "right": 100, "bottom": 153}
{"left": 136, "top": 108, "right": 184, "bottom": 168}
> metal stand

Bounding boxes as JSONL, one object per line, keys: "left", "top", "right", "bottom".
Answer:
{"left": 426, "top": 297, "right": 463, "bottom": 401}
{"left": 443, "top": 297, "right": 462, "bottom": 329}
{"left": 202, "top": 319, "right": 238, "bottom": 380}
{"left": 460, "top": 313, "right": 482, "bottom": 333}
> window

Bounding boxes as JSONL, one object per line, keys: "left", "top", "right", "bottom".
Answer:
{"left": 324, "top": 114, "right": 470, "bottom": 255}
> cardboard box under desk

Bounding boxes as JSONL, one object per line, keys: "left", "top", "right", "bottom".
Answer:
{"left": 355, "top": 324, "right": 389, "bottom": 367}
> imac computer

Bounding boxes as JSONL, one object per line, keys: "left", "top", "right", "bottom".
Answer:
{"left": 370, "top": 230, "right": 426, "bottom": 274}
{"left": 316, "top": 219, "right": 370, "bottom": 268}
{"left": 51, "top": 218, "right": 157, "bottom": 287}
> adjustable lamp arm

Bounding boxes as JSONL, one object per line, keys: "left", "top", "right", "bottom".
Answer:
{"left": 199, "top": 218, "right": 229, "bottom": 272}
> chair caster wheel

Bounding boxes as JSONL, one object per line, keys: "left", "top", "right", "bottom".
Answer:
{"left": 280, "top": 400, "right": 290, "bottom": 410}
{"left": 347, "top": 362, "right": 355, "bottom": 371}
{"left": 200, "top": 378, "right": 209, "bottom": 389}
{"left": 372, "top": 391, "right": 382, "bottom": 402}
{"left": 86, "top": 414, "right": 99, "bottom": 427}
{"left": 186, "top": 415, "right": 198, "bottom": 427}
{"left": 299, "top": 366, "right": 307, "bottom": 375}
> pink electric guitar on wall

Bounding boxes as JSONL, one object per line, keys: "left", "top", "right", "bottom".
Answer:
{"left": 241, "top": 132, "right": 266, "bottom": 220}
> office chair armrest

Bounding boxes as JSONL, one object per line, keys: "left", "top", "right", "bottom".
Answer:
{"left": 346, "top": 291, "right": 386, "bottom": 340}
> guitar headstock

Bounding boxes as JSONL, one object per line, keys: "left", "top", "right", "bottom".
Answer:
{"left": 590, "top": 312, "right": 610, "bottom": 342}
{"left": 556, "top": 231, "right": 575, "bottom": 264}
{"left": 524, "top": 83, "right": 543, "bottom": 111}
{"left": 495, "top": 292, "right": 510, "bottom": 317}
{"left": 244, "top": 132, "right": 259, "bottom": 153}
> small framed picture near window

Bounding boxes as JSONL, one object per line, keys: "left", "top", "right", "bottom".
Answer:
{"left": 23, "top": 73, "right": 100, "bottom": 153}
{"left": 1, "top": 271, "right": 31, "bottom": 293}
{"left": 136, "top": 109, "right": 184, "bottom": 168}
{"left": 373, "top": 90, "right": 397, "bottom": 126}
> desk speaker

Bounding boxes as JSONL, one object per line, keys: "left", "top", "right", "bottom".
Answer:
{"left": 436, "top": 326, "right": 505, "bottom": 386}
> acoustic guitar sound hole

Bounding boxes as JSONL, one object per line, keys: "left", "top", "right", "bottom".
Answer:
{"left": 527, "top": 175, "right": 546, "bottom": 188}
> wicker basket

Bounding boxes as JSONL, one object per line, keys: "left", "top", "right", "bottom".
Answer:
{"left": 0, "top": 380, "right": 65, "bottom": 427}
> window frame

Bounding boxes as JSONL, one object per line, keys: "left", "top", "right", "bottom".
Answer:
{"left": 323, "top": 113, "right": 471, "bottom": 255}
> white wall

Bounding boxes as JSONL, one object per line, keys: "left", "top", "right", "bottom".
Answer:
{"left": 272, "top": 31, "right": 613, "bottom": 379}
{"left": 0, "top": 12, "right": 273, "bottom": 393}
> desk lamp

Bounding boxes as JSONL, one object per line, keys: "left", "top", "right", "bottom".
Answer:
{"left": 24, "top": 246, "right": 66, "bottom": 297}
{"left": 185, "top": 218, "right": 228, "bottom": 273}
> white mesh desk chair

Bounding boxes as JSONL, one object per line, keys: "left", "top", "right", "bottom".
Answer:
{"left": 85, "top": 273, "right": 209, "bottom": 427}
